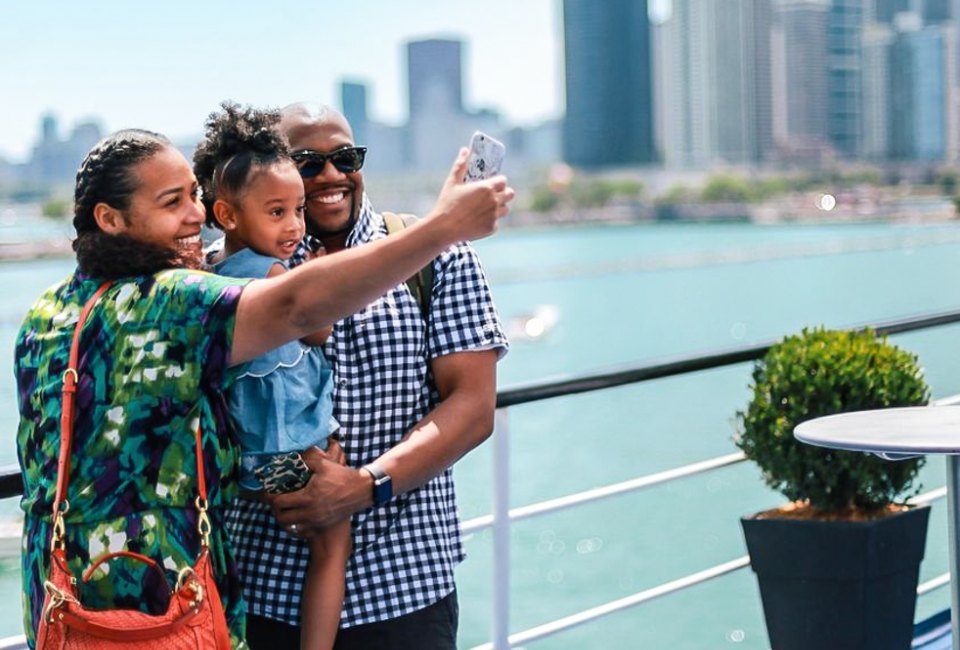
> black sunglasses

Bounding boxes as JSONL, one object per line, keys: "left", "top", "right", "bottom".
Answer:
{"left": 291, "top": 146, "right": 367, "bottom": 177}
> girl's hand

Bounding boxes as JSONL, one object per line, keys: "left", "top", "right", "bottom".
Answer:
{"left": 325, "top": 437, "right": 346, "bottom": 466}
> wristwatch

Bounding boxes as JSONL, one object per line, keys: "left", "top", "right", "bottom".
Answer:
{"left": 361, "top": 463, "right": 393, "bottom": 506}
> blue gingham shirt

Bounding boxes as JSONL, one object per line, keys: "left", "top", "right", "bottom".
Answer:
{"left": 225, "top": 196, "right": 508, "bottom": 627}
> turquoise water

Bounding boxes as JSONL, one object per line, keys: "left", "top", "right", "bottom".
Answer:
{"left": 3, "top": 219, "right": 960, "bottom": 648}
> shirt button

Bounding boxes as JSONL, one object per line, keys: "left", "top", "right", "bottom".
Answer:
{"left": 339, "top": 378, "right": 349, "bottom": 386}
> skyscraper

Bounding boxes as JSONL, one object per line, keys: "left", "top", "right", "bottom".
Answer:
{"left": 406, "top": 38, "right": 464, "bottom": 120}
{"left": 777, "top": 0, "right": 831, "bottom": 160}
{"left": 340, "top": 80, "right": 369, "bottom": 147}
{"left": 405, "top": 37, "right": 486, "bottom": 172}
{"left": 889, "top": 14, "right": 955, "bottom": 160}
{"left": 661, "top": 0, "right": 772, "bottom": 167}
{"left": 562, "top": 0, "right": 655, "bottom": 168}
{"left": 28, "top": 115, "right": 103, "bottom": 182}
{"left": 716, "top": 0, "right": 774, "bottom": 163}
{"left": 862, "top": 24, "right": 894, "bottom": 159}
{"left": 827, "top": 0, "right": 865, "bottom": 158}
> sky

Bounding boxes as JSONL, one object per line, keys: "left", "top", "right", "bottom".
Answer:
{"left": 1, "top": 1, "right": 669, "bottom": 164}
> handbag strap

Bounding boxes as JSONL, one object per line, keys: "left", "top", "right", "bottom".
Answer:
{"left": 50, "top": 281, "right": 212, "bottom": 552}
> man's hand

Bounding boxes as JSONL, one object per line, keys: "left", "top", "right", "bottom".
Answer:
{"left": 266, "top": 445, "right": 371, "bottom": 536}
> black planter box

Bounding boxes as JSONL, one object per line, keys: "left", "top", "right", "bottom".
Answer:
{"left": 741, "top": 504, "right": 930, "bottom": 650}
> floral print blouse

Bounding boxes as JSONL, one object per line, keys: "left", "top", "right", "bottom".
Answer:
{"left": 15, "top": 269, "right": 250, "bottom": 648}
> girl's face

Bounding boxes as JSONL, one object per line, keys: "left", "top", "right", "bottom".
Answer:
{"left": 116, "top": 146, "right": 206, "bottom": 261}
{"left": 223, "top": 162, "right": 306, "bottom": 260}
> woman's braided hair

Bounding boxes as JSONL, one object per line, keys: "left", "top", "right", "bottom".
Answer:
{"left": 193, "top": 101, "right": 290, "bottom": 227}
{"left": 72, "top": 129, "right": 184, "bottom": 278}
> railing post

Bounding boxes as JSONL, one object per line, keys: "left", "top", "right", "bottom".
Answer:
{"left": 946, "top": 456, "right": 960, "bottom": 650}
{"left": 491, "top": 408, "right": 511, "bottom": 650}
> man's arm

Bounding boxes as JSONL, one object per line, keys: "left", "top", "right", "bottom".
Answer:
{"left": 268, "top": 349, "right": 498, "bottom": 533}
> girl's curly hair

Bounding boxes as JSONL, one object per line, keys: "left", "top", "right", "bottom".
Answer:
{"left": 193, "top": 101, "right": 290, "bottom": 226}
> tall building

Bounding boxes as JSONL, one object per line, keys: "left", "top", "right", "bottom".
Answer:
{"left": 862, "top": 25, "right": 895, "bottom": 159}
{"left": 776, "top": 0, "right": 831, "bottom": 161}
{"left": 827, "top": 0, "right": 865, "bottom": 158}
{"left": 340, "top": 80, "right": 369, "bottom": 147}
{"left": 889, "top": 15, "right": 956, "bottom": 160}
{"left": 718, "top": 0, "right": 774, "bottom": 163}
{"left": 40, "top": 114, "right": 58, "bottom": 145}
{"left": 27, "top": 115, "right": 103, "bottom": 182}
{"left": 661, "top": 0, "right": 772, "bottom": 167}
{"left": 562, "top": 0, "right": 655, "bottom": 168}
{"left": 652, "top": 19, "right": 667, "bottom": 162}
{"left": 660, "top": 0, "right": 708, "bottom": 167}
{"left": 912, "top": 27, "right": 949, "bottom": 158}
{"left": 406, "top": 38, "right": 464, "bottom": 119}
{"left": 953, "top": 0, "right": 960, "bottom": 82}
{"left": 404, "top": 37, "right": 495, "bottom": 172}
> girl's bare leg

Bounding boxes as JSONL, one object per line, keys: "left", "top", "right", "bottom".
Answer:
{"left": 299, "top": 517, "right": 352, "bottom": 650}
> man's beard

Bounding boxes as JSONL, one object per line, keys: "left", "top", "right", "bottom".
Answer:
{"left": 305, "top": 193, "right": 358, "bottom": 239}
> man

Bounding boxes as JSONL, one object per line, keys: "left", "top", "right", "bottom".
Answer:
{"left": 226, "top": 103, "right": 509, "bottom": 649}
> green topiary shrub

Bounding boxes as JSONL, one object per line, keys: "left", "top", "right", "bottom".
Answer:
{"left": 735, "top": 327, "right": 930, "bottom": 514}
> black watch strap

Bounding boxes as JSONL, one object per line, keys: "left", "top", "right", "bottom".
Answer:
{"left": 362, "top": 463, "right": 393, "bottom": 505}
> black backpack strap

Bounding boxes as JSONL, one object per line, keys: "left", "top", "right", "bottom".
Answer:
{"left": 382, "top": 211, "right": 434, "bottom": 319}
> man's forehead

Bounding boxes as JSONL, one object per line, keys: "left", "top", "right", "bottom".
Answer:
{"left": 282, "top": 114, "right": 354, "bottom": 149}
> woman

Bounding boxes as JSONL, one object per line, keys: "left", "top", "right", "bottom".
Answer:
{"left": 15, "top": 128, "right": 512, "bottom": 648}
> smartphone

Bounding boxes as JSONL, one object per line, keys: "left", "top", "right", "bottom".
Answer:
{"left": 464, "top": 131, "right": 506, "bottom": 182}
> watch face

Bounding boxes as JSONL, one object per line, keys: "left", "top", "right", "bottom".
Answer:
{"left": 364, "top": 464, "right": 392, "bottom": 505}
{"left": 373, "top": 476, "right": 392, "bottom": 505}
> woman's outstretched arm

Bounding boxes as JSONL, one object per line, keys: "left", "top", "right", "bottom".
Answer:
{"left": 230, "top": 150, "right": 513, "bottom": 365}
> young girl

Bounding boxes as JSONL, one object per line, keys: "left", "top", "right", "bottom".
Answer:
{"left": 193, "top": 102, "right": 349, "bottom": 650}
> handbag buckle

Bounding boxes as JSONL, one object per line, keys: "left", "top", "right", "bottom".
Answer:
{"left": 50, "top": 501, "right": 70, "bottom": 552}
{"left": 42, "top": 580, "right": 76, "bottom": 623}
{"left": 175, "top": 567, "right": 204, "bottom": 608}
{"left": 195, "top": 496, "right": 212, "bottom": 547}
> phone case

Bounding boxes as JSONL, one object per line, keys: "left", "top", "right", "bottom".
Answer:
{"left": 253, "top": 451, "right": 313, "bottom": 494}
{"left": 465, "top": 132, "right": 506, "bottom": 182}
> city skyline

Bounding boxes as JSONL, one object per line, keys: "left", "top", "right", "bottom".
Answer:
{"left": 13, "top": 1, "right": 954, "bottom": 178}
{"left": 1, "top": 1, "right": 674, "bottom": 164}
{"left": 0, "top": 1, "right": 560, "bottom": 163}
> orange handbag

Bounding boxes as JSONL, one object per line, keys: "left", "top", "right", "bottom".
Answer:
{"left": 35, "top": 282, "right": 232, "bottom": 649}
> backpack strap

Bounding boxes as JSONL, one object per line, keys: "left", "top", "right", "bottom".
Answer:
{"left": 382, "top": 211, "right": 434, "bottom": 319}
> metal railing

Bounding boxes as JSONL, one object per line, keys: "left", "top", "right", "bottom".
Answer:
{"left": 466, "top": 416, "right": 954, "bottom": 649}
{"left": 468, "top": 308, "right": 960, "bottom": 649}
{"left": 2, "top": 307, "right": 960, "bottom": 649}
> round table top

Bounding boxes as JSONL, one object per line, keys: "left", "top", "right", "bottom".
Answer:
{"left": 793, "top": 406, "right": 960, "bottom": 458}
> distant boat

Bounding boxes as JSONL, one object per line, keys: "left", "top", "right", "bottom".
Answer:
{"left": 506, "top": 304, "right": 559, "bottom": 341}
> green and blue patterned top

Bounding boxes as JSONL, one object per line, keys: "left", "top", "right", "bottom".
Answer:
{"left": 15, "top": 268, "right": 251, "bottom": 648}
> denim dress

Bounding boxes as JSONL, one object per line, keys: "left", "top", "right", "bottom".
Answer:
{"left": 214, "top": 248, "right": 335, "bottom": 490}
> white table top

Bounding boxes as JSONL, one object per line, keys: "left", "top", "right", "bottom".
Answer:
{"left": 793, "top": 406, "right": 960, "bottom": 459}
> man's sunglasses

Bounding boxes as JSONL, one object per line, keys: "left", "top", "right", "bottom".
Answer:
{"left": 291, "top": 146, "right": 367, "bottom": 178}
